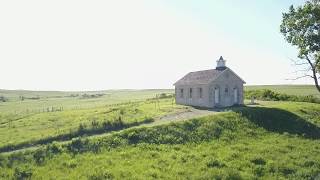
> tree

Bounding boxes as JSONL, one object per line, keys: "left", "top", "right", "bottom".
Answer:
{"left": 280, "top": 0, "right": 320, "bottom": 93}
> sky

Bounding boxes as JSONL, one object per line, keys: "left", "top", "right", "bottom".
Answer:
{"left": 0, "top": 0, "right": 312, "bottom": 91}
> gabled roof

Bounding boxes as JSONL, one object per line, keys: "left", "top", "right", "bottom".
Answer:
{"left": 174, "top": 68, "right": 246, "bottom": 86}
{"left": 174, "top": 69, "right": 225, "bottom": 86}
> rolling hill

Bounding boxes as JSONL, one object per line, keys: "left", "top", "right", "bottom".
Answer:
{"left": 0, "top": 85, "right": 319, "bottom": 179}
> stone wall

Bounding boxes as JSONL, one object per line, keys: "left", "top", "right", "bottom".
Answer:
{"left": 175, "top": 84, "right": 212, "bottom": 108}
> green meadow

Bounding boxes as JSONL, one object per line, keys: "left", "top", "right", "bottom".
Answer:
{"left": 0, "top": 85, "right": 319, "bottom": 179}
{"left": 0, "top": 90, "right": 181, "bottom": 152}
{"left": 245, "top": 85, "right": 320, "bottom": 98}
{"left": 0, "top": 89, "right": 173, "bottom": 114}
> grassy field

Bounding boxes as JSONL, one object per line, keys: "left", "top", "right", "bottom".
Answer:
{"left": 0, "top": 89, "right": 173, "bottom": 114}
{"left": 245, "top": 85, "right": 320, "bottom": 97}
{"left": 0, "top": 89, "right": 178, "bottom": 151}
{"left": 0, "top": 97, "right": 182, "bottom": 152}
{"left": 0, "top": 101, "right": 319, "bottom": 179}
{"left": 0, "top": 86, "right": 319, "bottom": 179}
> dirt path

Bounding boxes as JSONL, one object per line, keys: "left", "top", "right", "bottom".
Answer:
{"left": 150, "top": 107, "right": 221, "bottom": 126}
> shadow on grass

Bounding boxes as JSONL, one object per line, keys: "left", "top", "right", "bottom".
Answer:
{"left": 229, "top": 106, "right": 320, "bottom": 139}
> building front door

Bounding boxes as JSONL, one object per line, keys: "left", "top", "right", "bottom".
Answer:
{"left": 233, "top": 88, "right": 238, "bottom": 104}
{"left": 214, "top": 88, "right": 219, "bottom": 104}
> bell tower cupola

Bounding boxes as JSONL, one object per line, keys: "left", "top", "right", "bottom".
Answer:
{"left": 216, "top": 56, "right": 226, "bottom": 70}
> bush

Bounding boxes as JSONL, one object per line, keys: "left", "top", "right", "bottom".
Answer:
{"left": 224, "top": 168, "right": 242, "bottom": 180}
{"left": 91, "top": 119, "right": 99, "bottom": 128}
{"left": 46, "top": 142, "right": 63, "bottom": 154}
{"left": 33, "top": 149, "right": 46, "bottom": 165}
{"left": 158, "top": 93, "right": 174, "bottom": 99}
{"left": 7, "top": 152, "right": 28, "bottom": 168}
{"left": 78, "top": 123, "right": 87, "bottom": 135}
{"left": 251, "top": 157, "right": 266, "bottom": 165}
{"left": 0, "top": 154, "right": 7, "bottom": 167}
{"left": 147, "top": 93, "right": 174, "bottom": 101}
{"left": 65, "top": 160, "right": 78, "bottom": 168}
{"left": 0, "top": 96, "right": 8, "bottom": 102}
{"left": 68, "top": 138, "right": 90, "bottom": 154}
{"left": 88, "top": 168, "right": 114, "bottom": 180}
{"left": 206, "top": 159, "right": 225, "bottom": 168}
{"left": 80, "top": 93, "right": 105, "bottom": 99}
{"left": 14, "top": 166, "right": 33, "bottom": 180}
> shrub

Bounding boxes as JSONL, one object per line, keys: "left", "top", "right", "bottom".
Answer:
{"left": 279, "top": 166, "right": 296, "bottom": 177}
{"left": 251, "top": 157, "right": 266, "bottom": 165}
{"left": 7, "top": 152, "right": 28, "bottom": 168}
{"left": 91, "top": 119, "right": 99, "bottom": 128}
{"left": 46, "top": 142, "right": 63, "bottom": 154}
{"left": 33, "top": 149, "right": 46, "bottom": 165}
{"left": 254, "top": 166, "right": 266, "bottom": 177}
{"left": 62, "top": 160, "right": 78, "bottom": 168}
{"left": 0, "top": 96, "right": 8, "bottom": 102}
{"left": 206, "top": 159, "right": 225, "bottom": 168}
{"left": 80, "top": 93, "right": 105, "bottom": 99}
{"left": 0, "top": 154, "right": 7, "bottom": 167}
{"left": 119, "top": 108, "right": 125, "bottom": 115}
{"left": 147, "top": 93, "right": 174, "bottom": 101}
{"left": 158, "top": 93, "right": 173, "bottom": 99}
{"left": 68, "top": 138, "right": 89, "bottom": 154}
{"left": 213, "top": 126, "right": 223, "bottom": 138}
{"left": 88, "top": 168, "right": 114, "bottom": 180}
{"left": 14, "top": 166, "right": 33, "bottom": 180}
{"left": 224, "top": 168, "right": 242, "bottom": 180}
{"left": 102, "top": 120, "right": 112, "bottom": 129}
{"left": 78, "top": 123, "right": 87, "bottom": 135}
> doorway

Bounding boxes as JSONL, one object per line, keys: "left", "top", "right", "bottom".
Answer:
{"left": 233, "top": 88, "right": 238, "bottom": 104}
{"left": 214, "top": 88, "right": 219, "bottom": 104}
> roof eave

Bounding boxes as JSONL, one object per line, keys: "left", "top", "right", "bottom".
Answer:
{"left": 174, "top": 82, "right": 210, "bottom": 86}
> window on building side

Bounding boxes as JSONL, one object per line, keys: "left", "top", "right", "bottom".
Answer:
{"left": 189, "top": 88, "right": 192, "bottom": 98}
{"left": 180, "top": 89, "right": 184, "bottom": 98}
{"left": 199, "top": 88, "right": 202, "bottom": 98}
{"left": 225, "top": 87, "right": 229, "bottom": 94}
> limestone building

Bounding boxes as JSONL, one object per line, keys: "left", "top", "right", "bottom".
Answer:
{"left": 174, "top": 56, "right": 245, "bottom": 108}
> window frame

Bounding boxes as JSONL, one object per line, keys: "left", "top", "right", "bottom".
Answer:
{"left": 225, "top": 87, "right": 229, "bottom": 94}
{"left": 180, "top": 89, "right": 184, "bottom": 98}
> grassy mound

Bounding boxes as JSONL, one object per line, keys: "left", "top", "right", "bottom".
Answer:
{"left": 0, "top": 102, "right": 319, "bottom": 179}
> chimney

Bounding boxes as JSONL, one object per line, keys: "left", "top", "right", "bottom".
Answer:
{"left": 216, "top": 56, "right": 226, "bottom": 70}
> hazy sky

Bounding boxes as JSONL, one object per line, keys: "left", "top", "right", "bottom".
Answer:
{"left": 0, "top": 0, "right": 312, "bottom": 91}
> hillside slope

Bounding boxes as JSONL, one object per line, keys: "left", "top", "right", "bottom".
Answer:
{"left": 0, "top": 101, "right": 319, "bottom": 179}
